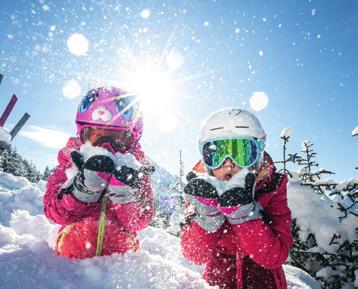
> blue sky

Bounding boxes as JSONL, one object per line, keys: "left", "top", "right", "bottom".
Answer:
{"left": 0, "top": 0, "right": 357, "bottom": 181}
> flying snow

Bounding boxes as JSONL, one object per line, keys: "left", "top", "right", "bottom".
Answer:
{"left": 62, "top": 79, "right": 81, "bottom": 99}
{"left": 140, "top": 9, "right": 151, "bottom": 19}
{"left": 166, "top": 49, "right": 184, "bottom": 70}
{"left": 249, "top": 91, "right": 269, "bottom": 111}
{"left": 67, "top": 33, "right": 89, "bottom": 56}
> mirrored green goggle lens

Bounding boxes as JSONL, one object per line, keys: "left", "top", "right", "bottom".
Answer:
{"left": 202, "top": 138, "right": 262, "bottom": 169}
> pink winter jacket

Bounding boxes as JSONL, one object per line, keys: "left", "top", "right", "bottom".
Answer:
{"left": 44, "top": 137, "right": 154, "bottom": 257}
{"left": 181, "top": 153, "right": 293, "bottom": 289}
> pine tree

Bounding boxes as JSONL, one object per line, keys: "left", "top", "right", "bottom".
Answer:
{"left": 0, "top": 145, "right": 43, "bottom": 182}
{"left": 276, "top": 134, "right": 357, "bottom": 288}
{"left": 42, "top": 166, "right": 53, "bottom": 181}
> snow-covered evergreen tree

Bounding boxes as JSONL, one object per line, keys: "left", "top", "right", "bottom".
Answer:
{"left": 277, "top": 133, "right": 358, "bottom": 289}
{"left": 42, "top": 166, "right": 54, "bottom": 181}
{"left": 0, "top": 145, "right": 42, "bottom": 183}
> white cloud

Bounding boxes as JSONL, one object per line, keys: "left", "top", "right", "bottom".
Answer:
{"left": 67, "top": 33, "right": 89, "bottom": 56}
{"left": 249, "top": 91, "right": 269, "bottom": 111}
{"left": 19, "top": 126, "right": 71, "bottom": 148}
{"left": 62, "top": 79, "right": 81, "bottom": 99}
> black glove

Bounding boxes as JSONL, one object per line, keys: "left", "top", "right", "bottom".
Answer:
{"left": 217, "top": 173, "right": 262, "bottom": 225}
{"left": 113, "top": 165, "right": 155, "bottom": 188}
{"left": 183, "top": 171, "right": 224, "bottom": 232}
{"left": 58, "top": 151, "right": 115, "bottom": 202}
{"left": 184, "top": 171, "right": 219, "bottom": 199}
{"left": 218, "top": 173, "right": 256, "bottom": 207}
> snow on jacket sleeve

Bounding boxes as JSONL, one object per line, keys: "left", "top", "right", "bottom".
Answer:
{"left": 43, "top": 138, "right": 98, "bottom": 225}
{"left": 232, "top": 175, "right": 293, "bottom": 269}
{"left": 181, "top": 214, "right": 219, "bottom": 265}
{"left": 109, "top": 175, "right": 154, "bottom": 232}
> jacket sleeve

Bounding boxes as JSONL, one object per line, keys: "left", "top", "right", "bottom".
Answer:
{"left": 110, "top": 175, "right": 154, "bottom": 232}
{"left": 43, "top": 146, "right": 98, "bottom": 225}
{"left": 232, "top": 175, "right": 293, "bottom": 269}
{"left": 181, "top": 221, "right": 219, "bottom": 265}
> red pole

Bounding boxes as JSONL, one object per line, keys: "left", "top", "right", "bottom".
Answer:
{"left": 0, "top": 94, "right": 17, "bottom": 127}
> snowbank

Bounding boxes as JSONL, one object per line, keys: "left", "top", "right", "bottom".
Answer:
{"left": 287, "top": 179, "right": 356, "bottom": 252}
{"left": 0, "top": 171, "right": 320, "bottom": 289}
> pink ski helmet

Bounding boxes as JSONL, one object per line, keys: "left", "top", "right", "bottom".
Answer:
{"left": 75, "top": 87, "right": 143, "bottom": 150}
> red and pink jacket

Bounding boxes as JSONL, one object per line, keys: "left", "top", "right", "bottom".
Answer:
{"left": 181, "top": 153, "right": 293, "bottom": 289}
{"left": 44, "top": 137, "right": 154, "bottom": 259}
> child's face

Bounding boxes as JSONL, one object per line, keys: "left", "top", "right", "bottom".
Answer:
{"left": 212, "top": 158, "right": 241, "bottom": 181}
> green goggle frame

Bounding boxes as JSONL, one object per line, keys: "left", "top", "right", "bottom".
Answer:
{"left": 201, "top": 137, "right": 265, "bottom": 169}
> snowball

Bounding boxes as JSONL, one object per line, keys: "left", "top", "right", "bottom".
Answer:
{"left": 249, "top": 91, "right": 269, "bottom": 111}
{"left": 67, "top": 33, "right": 89, "bottom": 56}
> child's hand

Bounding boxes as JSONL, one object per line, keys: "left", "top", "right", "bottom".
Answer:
{"left": 69, "top": 151, "right": 115, "bottom": 203}
{"left": 108, "top": 165, "right": 154, "bottom": 204}
{"left": 184, "top": 171, "right": 219, "bottom": 199}
{"left": 112, "top": 165, "right": 154, "bottom": 188}
{"left": 183, "top": 172, "right": 224, "bottom": 232}
{"left": 218, "top": 173, "right": 262, "bottom": 224}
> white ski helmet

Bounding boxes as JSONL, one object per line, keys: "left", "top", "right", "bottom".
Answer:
{"left": 199, "top": 108, "right": 266, "bottom": 146}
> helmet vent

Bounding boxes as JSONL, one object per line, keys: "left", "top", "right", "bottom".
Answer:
{"left": 210, "top": 127, "right": 224, "bottom": 131}
{"left": 235, "top": 126, "right": 249, "bottom": 129}
{"left": 229, "top": 109, "right": 242, "bottom": 116}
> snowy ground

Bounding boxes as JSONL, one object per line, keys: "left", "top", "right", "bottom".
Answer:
{"left": 0, "top": 171, "right": 321, "bottom": 289}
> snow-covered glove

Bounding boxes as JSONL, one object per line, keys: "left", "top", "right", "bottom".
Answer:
{"left": 218, "top": 173, "right": 262, "bottom": 225}
{"left": 183, "top": 172, "right": 224, "bottom": 232}
{"left": 69, "top": 151, "right": 115, "bottom": 203}
{"left": 108, "top": 165, "right": 155, "bottom": 204}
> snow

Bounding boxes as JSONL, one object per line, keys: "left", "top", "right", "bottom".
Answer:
{"left": 191, "top": 168, "right": 249, "bottom": 196}
{"left": 67, "top": 33, "right": 89, "bottom": 56}
{"left": 249, "top": 91, "right": 269, "bottom": 111}
{"left": 0, "top": 127, "right": 11, "bottom": 145}
{"left": 140, "top": 9, "right": 151, "bottom": 19}
{"left": 0, "top": 171, "right": 320, "bottom": 289}
{"left": 301, "top": 140, "right": 312, "bottom": 151}
{"left": 287, "top": 179, "right": 357, "bottom": 251}
{"left": 281, "top": 127, "right": 293, "bottom": 138}
{"left": 352, "top": 126, "right": 358, "bottom": 136}
{"left": 284, "top": 265, "right": 321, "bottom": 289}
{"left": 62, "top": 79, "right": 82, "bottom": 99}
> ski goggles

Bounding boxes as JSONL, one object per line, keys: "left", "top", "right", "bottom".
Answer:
{"left": 81, "top": 127, "right": 133, "bottom": 152}
{"left": 201, "top": 138, "right": 265, "bottom": 169}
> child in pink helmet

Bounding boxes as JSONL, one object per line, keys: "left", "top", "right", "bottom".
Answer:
{"left": 181, "top": 108, "right": 293, "bottom": 289}
{"left": 44, "top": 87, "right": 154, "bottom": 259}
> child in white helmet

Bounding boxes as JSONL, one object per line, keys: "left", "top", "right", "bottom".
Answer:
{"left": 181, "top": 108, "right": 293, "bottom": 289}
